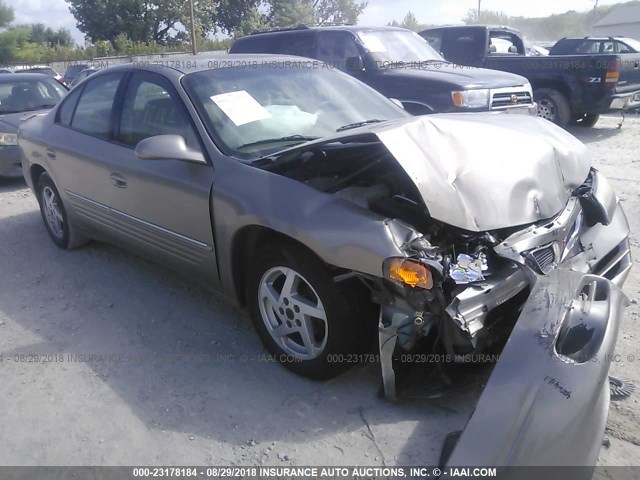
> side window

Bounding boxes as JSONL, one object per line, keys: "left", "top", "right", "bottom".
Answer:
{"left": 117, "top": 74, "right": 200, "bottom": 150}
{"left": 315, "top": 32, "right": 361, "bottom": 69}
{"left": 56, "top": 86, "right": 83, "bottom": 126}
{"left": 617, "top": 42, "right": 631, "bottom": 53}
{"left": 575, "top": 41, "right": 599, "bottom": 54}
{"left": 278, "top": 33, "right": 314, "bottom": 57}
{"left": 445, "top": 29, "right": 485, "bottom": 65}
{"left": 601, "top": 41, "right": 615, "bottom": 53}
{"left": 71, "top": 74, "right": 122, "bottom": 138}
{"left": 422, "top": 31, "right": 443, "bottom": 53}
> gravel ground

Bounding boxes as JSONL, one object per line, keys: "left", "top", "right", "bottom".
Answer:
{"left": 0, "top": 115, "right": 638, "bottom": 469}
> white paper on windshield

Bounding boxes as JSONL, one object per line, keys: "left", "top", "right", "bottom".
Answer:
{"left": 358, "top": 33, "right": 387, "bottom": 53}
{"left": 210, "top": 90, "right": 271, "bottom": 126}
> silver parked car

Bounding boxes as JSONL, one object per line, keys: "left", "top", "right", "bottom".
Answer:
{"left": 0, "top": 73, "right": 67, "bottom": 178}
{"left": 19, "top": 56, "right": 631, "bottom": 469}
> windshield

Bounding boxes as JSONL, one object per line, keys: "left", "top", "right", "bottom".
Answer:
{"left": 0, "top": 78, "right": 67, "bottom": 114}
{"left": 621, "top": 38, "right": 640, "bottom": 52}
{"left": 357, "top": 30, "right": 444, "bottom": 64}
{"left": 182, "top": 64, "right": 408, "bottom": 159}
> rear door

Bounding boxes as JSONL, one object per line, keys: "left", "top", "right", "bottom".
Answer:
{"left": 47, "top": 71, "right": 129, "bottom": 235}
{"left": 105, "top": 71, "right": 218, "bottom": 282}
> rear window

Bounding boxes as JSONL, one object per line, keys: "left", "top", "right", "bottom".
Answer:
{"left": 551, "top": 40, "right": 598, "bottom": 55}
{"left": 0, "top": 77, "right": 66, "bottom": 114}
{"left": 231, "top": 32, "right": 314, "bottom": 57}
{"left": 231, "top": 35, "right": 283, "bottom": 54}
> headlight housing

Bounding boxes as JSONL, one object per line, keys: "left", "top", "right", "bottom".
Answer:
{"left": 451, "top": 89, "right": 490, "bottom": 109}
{"left": 383, "top": 258, "right": 434, "bottom": 290}
{"left": 0, "top": 133, "right": 18, "bottom": 146}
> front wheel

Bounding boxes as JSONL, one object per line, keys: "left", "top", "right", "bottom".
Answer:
{"left": 246, "top": 243, "right": 364, "bottom": 379}
{"left": 534, "top": 88, "right": 571, "bottom": 127}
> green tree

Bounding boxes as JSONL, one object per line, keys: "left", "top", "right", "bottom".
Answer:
{"left": 265, "top": 0, "right": 367, "bottom": 29}
{"left": 269, "top": 0, "right": 315, "bottom": 27}
{"left": 29, "top": 24, "right": 74, "bottom": 47}
{"left": 67, "top": 0, "right": 262, "bottom": 44}
{"left": 0, "top": 0, "right": 14, "bottom": 29}
{"left": 0, "top": 26, "right": 31, "bottom": 63}
{"left": 462, "top": 8, "right": 510, "bottom": 25}
{"left": 314, "top": 0, "right": 367, "bottom": 25}
{"left": 388, "top": 11, "right": 422, "bottom": 31}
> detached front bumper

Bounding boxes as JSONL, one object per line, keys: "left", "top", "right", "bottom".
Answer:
{"left": 446, "top": 269, "right": 629, "bottom": 472}
{"left": 445, "top": 172, "right": 631, "bottom": 473}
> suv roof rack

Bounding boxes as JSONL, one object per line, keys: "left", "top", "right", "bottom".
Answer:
{"left": 251, "top": 24, "right": 310, "bottom": 35}
{"left": 251, "top": 22, "right": 354, "bottom": 35}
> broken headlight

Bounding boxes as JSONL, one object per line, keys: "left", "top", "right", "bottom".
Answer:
{"left": 383, "top": 258, "right": 434, "bottom": 290}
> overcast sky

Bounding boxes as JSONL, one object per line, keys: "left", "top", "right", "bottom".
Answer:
{"left": 4, "top": 0, "right": 630, "bottom": 44}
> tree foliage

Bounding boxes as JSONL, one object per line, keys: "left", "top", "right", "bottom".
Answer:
{"left": 462, "top": 8, "right": 509, "bottom": 26}
{"left": 387, "top": 11, "right": 433, "bottom": 32}
{"left": 0, "top": 0, "right": 14, "bottom": 29}
{"left": 266, "top": 0, "right": 367, "bottom": 29}
{"left": 462, "top": 5, "right": 618, "bottom": 40}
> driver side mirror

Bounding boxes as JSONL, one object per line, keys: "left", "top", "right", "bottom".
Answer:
{"left": 135, "top": 134, "right": 206, "bottom": 164}
{"left": 346, "top": 56, "right": 365, "bottom": 72}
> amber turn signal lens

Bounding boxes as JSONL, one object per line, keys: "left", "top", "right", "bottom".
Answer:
{"left": 385, "top": 258, "right": 434, "bottom": 290}
{"left": 451, "top": 91, "right": 465, "bottom": 107}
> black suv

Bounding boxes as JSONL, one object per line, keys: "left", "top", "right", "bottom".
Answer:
{"left": 230, "top": 25, "right": 536, "bottom": 115}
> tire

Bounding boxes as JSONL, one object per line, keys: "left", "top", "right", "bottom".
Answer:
{"left": 36, "top": 172, "right": 87, "bottom": 250}
{"left": 534, "top": 88, "right": 571, "bottom": 127}
{"left": 246, "top": 243, "right": 364, "bottom": 379}
{"left": 571, "top": 113, "right": 600, "bottom": 128}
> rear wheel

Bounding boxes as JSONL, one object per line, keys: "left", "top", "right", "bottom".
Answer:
{"left": 534, "top": 88, "right": 571, "bottom": 127}
{"left": 246, "top": 243, "right": 364, "bottom": 379}
{"left": 36, "top": 172, "right": 87, "bottom": 250}
{"left": 571, "top": 113, "right": 600, "bottom": 128}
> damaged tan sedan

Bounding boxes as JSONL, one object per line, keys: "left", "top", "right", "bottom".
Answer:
{"left": 19, "top": 56, "right": 631, "bottom": 470}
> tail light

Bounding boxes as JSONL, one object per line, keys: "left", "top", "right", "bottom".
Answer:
{"left": 605, "top": 60, "right": 621, "bottom": 88}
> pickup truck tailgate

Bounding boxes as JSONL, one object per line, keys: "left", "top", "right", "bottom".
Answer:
{"left": 616, "top": 53, "right": 640, "bottom": 94}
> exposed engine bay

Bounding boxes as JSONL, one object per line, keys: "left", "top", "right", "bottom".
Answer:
{"left": 259, "top": 132, "right": 631, "bottom": 399}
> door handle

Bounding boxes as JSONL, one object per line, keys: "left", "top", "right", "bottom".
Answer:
{"left": 110, "top": 172, "right": 127, "bottom": 188}
{"left": 46, "top": 149, "right": 56, "bottom": 160}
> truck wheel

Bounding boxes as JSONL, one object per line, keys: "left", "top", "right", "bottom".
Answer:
{"left": 572, "top": 113, "right": 600, "bottom": 128}
{"left": 534, "top": 88, "right": 571, "bottom": 127}
{"left": 246, "top": 243, "right": 363, "bottom": 380}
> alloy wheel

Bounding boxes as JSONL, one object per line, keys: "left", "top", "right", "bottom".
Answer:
{"left": 257, "top": 266, "right": 328, "bottom": 360}
{"left": 42, "top": 186, "right": 64, "bottom": 239}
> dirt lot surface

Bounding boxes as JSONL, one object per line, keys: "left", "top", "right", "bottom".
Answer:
{"left": 0, "top": 115, "right": 638, "bottom": 469}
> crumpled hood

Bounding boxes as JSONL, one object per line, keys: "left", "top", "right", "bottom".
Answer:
{"left": 370, "top": 114, "right": 591, "bottom": 231}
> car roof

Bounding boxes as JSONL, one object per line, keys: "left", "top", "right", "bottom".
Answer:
{"left": 247, "top": 24, "right": 409, "bottom": 36}
{"left": 422, "top": 24, "right": 518, "bottom": 32}
{"left": 0, "top": 72, "right": 52, "bottom": 81}
{"left": 103, "top": 54, "right": 326, "bottom": 76}
{"left": 558, "top": 36, "right": 624, "bottom": 41}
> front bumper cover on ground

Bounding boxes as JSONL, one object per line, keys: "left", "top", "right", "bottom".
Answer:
{"left": 445, "top": 269, "right": 629, "bottom": 476}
